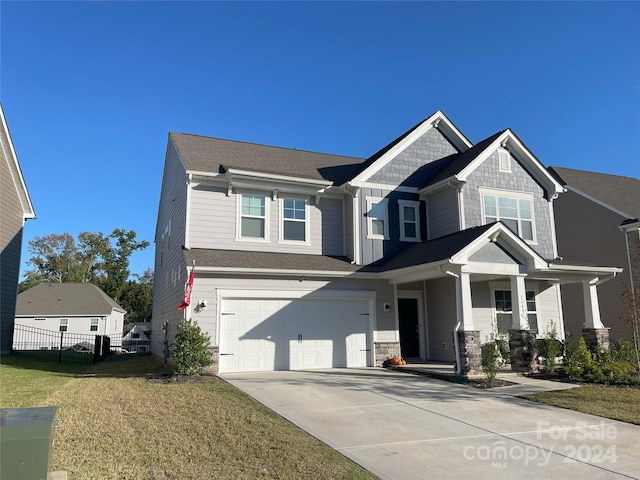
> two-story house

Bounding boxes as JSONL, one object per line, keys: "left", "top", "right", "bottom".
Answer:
{"left": 152, "top": 111, "right": 621, "bottom": 375}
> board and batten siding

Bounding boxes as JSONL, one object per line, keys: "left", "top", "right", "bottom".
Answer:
{"left": 188, "top": 183, "right": 345, "bottom": 256}
{"left": 425, "top": 187, "right": 459, "bottom": 240}
{"left": 463, "top": 150, "right": 555, "bottom": 259}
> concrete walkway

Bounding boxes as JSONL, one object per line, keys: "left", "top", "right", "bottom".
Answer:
{"left": 223, "top": 368, "right": 640, "bottom": 480}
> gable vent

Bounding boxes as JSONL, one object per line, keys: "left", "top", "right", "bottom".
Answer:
{"left": 498, "top": 148, "right": 511, "bottom": 173}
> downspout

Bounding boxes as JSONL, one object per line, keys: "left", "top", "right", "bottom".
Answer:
{"left": 440, "top": 265, "right": 462, "bottom": 376}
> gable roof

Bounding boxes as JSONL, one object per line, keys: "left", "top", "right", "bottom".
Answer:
{"left": 170, "top": 132, "right": 363, "bottom": 185}
{"left": 549, "top": 166, "right": 640, "bottom": 220}
{"left": 16, "top": 283, "right": 125, "bottom": 316}
{"left": 1, "top": 103, "right": 35, "bottom": 220}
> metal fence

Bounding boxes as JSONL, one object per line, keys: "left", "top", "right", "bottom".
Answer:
{"left": 12, "top": 324, "right": 150, "bottom": 364}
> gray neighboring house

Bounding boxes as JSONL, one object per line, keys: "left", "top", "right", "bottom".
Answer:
{"left": 549, "top": 166, "right": 640, "bottom": 342}
{"left": 15, "top": 283, "right": 126, "bottom": 349}
{"left": 153, "top": 110, "right": 621, "bottom": 375}
{"left": 1, "top": 103, "right": 35, "bottom": 354}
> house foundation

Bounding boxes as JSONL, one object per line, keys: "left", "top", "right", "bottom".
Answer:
{"left": 509, "top": 329, "right": 538, "bottom": 372}
{"left": 582, "top": 327, "right": 610, "bottom": 351}
{"left": 456, "top": 330, "right": 482, "bottom": 375}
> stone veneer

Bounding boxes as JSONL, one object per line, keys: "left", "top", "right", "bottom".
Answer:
{"left": 375, "top": 341, "right": 401, "bottom": 367}
{"left": 456, "top": 330, "right": 482, "bottom": 375}
{"left": 204, "top": 345, "right": 219, "bottom": 374}
{"left": 509, "top": 330, "right": 538, "bottom": 372}
{"left": 582, "top": 328, "right": 610, "bottom": 351}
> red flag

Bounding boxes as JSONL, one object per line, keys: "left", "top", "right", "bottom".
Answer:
{"left": 177, "top": 267, "right": 195, "bottom": 311}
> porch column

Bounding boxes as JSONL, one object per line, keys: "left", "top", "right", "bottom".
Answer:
{"left": 582, "top": 278, "right": 610, "bottom": 351}
{"left": 455, "top": 272, "right": 481, "bottom": 375}
{"left": 510, "top": 275, "right": 530, "bottom": 330}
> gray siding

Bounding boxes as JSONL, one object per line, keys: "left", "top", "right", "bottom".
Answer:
{"left": 554, "top": 190, "right": 632, "bottom": 340}
{"left": 368, "top": 128, "right": 458, "bottom": 187}
{"left": 188, "top": 185, "right": 345, "bottom": 256}
{"left": 425, "top": 187, "right": 458, "bottom": 240}
{"left": 463, "top": 150, "right": 555, "bottom": 259}
{"left": 1, "top": 134, "right": 24, "bottom": 354}
{"left": 151, "top": 140, "right": 190, "bottom": 359}
{"left": 424, "top": 276, "right": 456, "bottom": 362}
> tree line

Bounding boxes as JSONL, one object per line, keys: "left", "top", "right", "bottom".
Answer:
{"left": 19, "top": 229, "right": 153, "bottom": 322}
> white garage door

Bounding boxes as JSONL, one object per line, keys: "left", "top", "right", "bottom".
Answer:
{"left": 219, "top": 297, "right": 371, "bottom": 373}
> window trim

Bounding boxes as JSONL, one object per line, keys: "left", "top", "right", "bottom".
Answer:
{"left": 479, "top": 188, "right": 536, "bottom": 244}
{"left": 279, "top": 197, "right": 310, "bottom": 244}
{"left": 90, "top": 317, "right": 99, "bottom": 332}
{"left": 59, "top": 318, "right": 68, "bottom": 332}
{"left": 236, "top": 192, "right": 270, "bottom": 243}
{"left": 398, "top": 199, "right": 421, "bottom": 242}
{"left": 366, "top": 196, "right": 389, "bottom": 240}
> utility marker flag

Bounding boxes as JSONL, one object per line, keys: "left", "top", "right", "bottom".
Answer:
{"left": 177, "top": 266, "right": 195, "bottom": 311}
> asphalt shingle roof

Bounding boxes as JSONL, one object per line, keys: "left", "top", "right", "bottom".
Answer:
{"left": 16, "top": 283, "right": 125, "bottom": 316}
{"left": 549, "top": 166, "right": 640, "bottom": 220}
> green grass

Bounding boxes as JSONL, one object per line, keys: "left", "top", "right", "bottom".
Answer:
{"left": 522, "top": 385, "right": 640, "bottom": 425}
{"left": 1, "top": 355, "right": 378, "bottom": 480}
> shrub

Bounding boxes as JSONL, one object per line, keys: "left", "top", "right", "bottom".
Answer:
{"left": 172, "top": 318, "right": 214, "bottom": 376}
{"left": 481, "top": 342, "right": 502, "bottom": 385}
{"left": 561, "top": 337, "right": 593, "bottom": 378}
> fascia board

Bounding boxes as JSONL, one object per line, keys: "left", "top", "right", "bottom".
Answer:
{"left": 194, "top": 266, "right": 377, "bottom": 278}
{"left": 433, "top": 111, "right": 473, "bottom": 151}
{"left": 378, "top": 260, "right": 450, "bottom": 283}
{"left": 544, "top": 264, "right": 623, "bottom": 274}
{"left": 619, "top": 220, "right": 640, "bottom": 232}
{"left": 225, "top": 167, "right": 332, "bottom": 188}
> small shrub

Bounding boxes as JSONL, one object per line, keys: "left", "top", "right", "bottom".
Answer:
{"left": 536, "top": 322, "right": 563, "bottom": 373}
{"left": 172, "top": 318, "right": 214, "bottom": 376}
{"left": 561, "top": 337, "right": 593, "bottom": 379}
{"left": 481, "top": 342, "right": 502, "bottom": 385}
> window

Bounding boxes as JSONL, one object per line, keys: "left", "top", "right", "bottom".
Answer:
{"left": 498, "top": 148, "right": 511, "bottom": 172}
{"left": 59, "top": 318, "right": 68, "bottom": 332}
{"left": 90, "top": 318, "right": 99, "bottom": 332}
{"left": 366, "top": 197, "right": 389, "bottom": 239}
{"left": 399, "top": 200, "right": 420, "bottom": 242}
{"left": 132, "top": 332, "right": 141, "bottom": 339}
{"left": 493, "top": 289, "right": 538, "bottom": 332}
{"left": 240, "top": 194, "right": 267, "bottom": 239}
{"left": 482, "top": 191, "right": 534, "bottom": 241}
{"left": 281, "top": 198, "right": 307, "bottom": 242}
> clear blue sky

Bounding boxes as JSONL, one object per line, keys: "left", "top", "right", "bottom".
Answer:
{"left": 2, "top": 1, "right": 639, "bottom": 279}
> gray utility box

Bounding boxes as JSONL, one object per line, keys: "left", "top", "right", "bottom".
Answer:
{"left": 0, "top": 406, "right": 58, "bottom": 480}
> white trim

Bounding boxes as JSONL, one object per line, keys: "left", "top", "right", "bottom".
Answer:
{"left": 196, "top": 265, "right": 378, "bottom": 278}
{"left": 236, "top": 192, "right": 270, "bottom": 242}
{"left": 366, "top": 196, "right": 389, "bottom": 240}
{"left": 358, "top": 182, "right": 418, "bottom": 193}
{"left": 217, "top": 288, "right": 377, "bottom": 300}
{"left": 566, "top": 185, "right": 636, "bottom": 219}
{"left": 548, "top": 197, "right": 559, "bottom": 259}
{"left": 498, "top": 148, "right": 511, "bottom": 173}
{"left": 278, "top": 196, "right": 311, "bottom": 245}
{"left": 352, "top": 189, "right": 361, "bottom": 265}
{"left": 398, "top": 199, "right": 421, "bottom": 242}
{"left": 225, "top": 167, "right": 332, "bottom": 188}
{"left": 479, "top": 188, "right": 537, "bottom": 244}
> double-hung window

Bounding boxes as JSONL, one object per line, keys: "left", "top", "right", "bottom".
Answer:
{"left": 239, "top": 194, "right": 267, "bottom": 239}
{"left": 90, "top": 318, "right": 99, "bottom": 332}
{"left": 281, "top": 198, "right": 308, "bottom": 242}
{"left": 493, "top": 289, "right": 538, "bottom": 331}
{"left": 59, "top": 318, "right": 68, "bottom": 332}
{"left": 399, "top": 200, "right": 420, "bottom": 242}
{"left": 366, "top": 197, "right": 389, "bottom": 240}
{"left": 481, "top": 189, "right": 534, "bottom": 242}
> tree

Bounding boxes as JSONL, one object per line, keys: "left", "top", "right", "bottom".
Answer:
{"left": 620, "top": 285, "right": 640, "bottom": 372}
{"left": 119, "top": 269, "right": 154, "bottom": 322}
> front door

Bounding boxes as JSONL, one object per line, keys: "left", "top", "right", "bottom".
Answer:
{"left": 398, "top": 298, "right": 420, "bottom": 358}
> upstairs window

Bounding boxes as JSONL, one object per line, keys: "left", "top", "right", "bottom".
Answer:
{"left": 281, "top": 198, "right": 308, "bottom": 242}
{"left": 240, "top": 194, "right": 267, "bottom": 239}
{"left": 399, "top": 200, "right": 420, "bottom": 242}
{"left": 482, "top": 190, "right": 534, "bottom": 242}
{"left": 366, "top": 197, "right": 389, "bottom": 240}
{"left": 90, "top": 318, "right": 99, "bottom": 332}
{"left": 59, "top": 318, "right": 68, "bottom": 332}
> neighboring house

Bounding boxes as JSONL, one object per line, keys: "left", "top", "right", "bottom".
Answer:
{"left": 14, "top": 283, "right": 126, "bottom": 349}
{"left": 548, "top": 167, "right": 640, "bottom": 342}
{"left": 152, "top": 110, "right": 621, "bottom": 375}
{"left": 0, "top": 103, "right": 35, "bottom": 354}
{"left": 122, "top": 322, "right": 151, "bottom": 353}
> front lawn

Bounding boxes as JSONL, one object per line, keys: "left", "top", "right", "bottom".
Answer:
{"left": 522, "top": 384, "right": 640, "bottom": 425}
{"left": 1, "top": 355, "right": 377, "bottom": 480}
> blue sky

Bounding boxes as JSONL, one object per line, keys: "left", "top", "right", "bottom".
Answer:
{"left": 2, "top": 1, "right": 639, "bottom": 279}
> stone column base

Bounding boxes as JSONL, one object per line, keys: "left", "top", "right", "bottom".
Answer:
{"left": 582, "top": 328, "right": 610, "bottom": 351}
{"left": 456, "top": 330, "right": 482, "bottom": 375}
{"left": 375, "top": 342, "right": 401, "bottom": 367}
{"left": 509, "top": 329, "right": 538, "bottom": 372}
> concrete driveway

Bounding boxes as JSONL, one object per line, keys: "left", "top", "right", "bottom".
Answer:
{"left": 222, "top": 368, "right": 640, "bottom": 480}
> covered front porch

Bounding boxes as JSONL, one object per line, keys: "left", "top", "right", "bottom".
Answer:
{"left": 376, "top": 223, "right": 621, "bottom": 375}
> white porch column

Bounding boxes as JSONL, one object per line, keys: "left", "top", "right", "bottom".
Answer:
{"left": 456, "top": 272, "right": 474, "bottom": 330}
{"left": 583, "top": 278, "right": 605, "bottom": 329}
{"left": 510, "top": 275, "right": 530, "bottom": 330}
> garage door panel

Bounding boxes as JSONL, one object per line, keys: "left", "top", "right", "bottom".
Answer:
{"left": 220, "top": 297, "right": 371, "bottom": 373}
